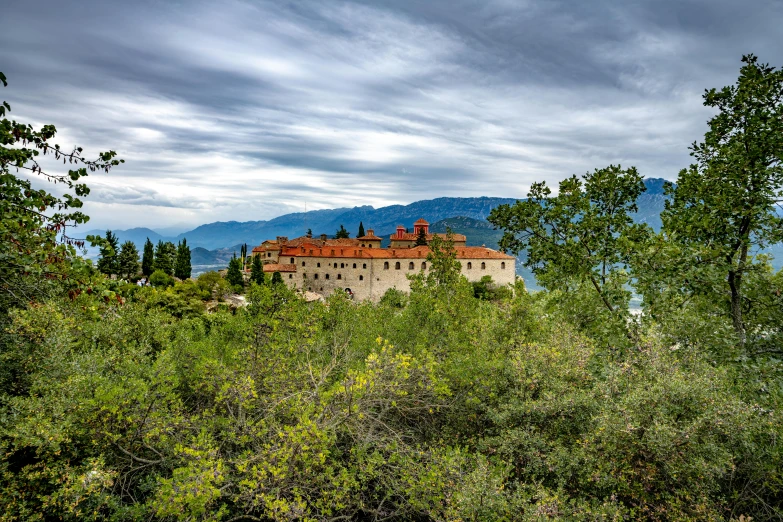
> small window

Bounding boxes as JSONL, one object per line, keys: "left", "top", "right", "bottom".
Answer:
{"left": 317, "top": 262, "right": 321, "bottom": 267}
{"left": 302, "top": 261, "right": 306, "bottom": 267}
{"left": 303, "top": 273, "right": 307, "bottom": 279}
{"left": 359, "top": 275, "right": 364, "bottom": 281}
{"left": 289, "top": 274, "right": 293, "bottom": 279}
{"left": 353, "top": 263, "right": 357, "bottom": 268}
{"left": 341, "top": 263, "right": 344, "bottom": 268}
{"left": 369, "top": 244, "right": 373, "bottom": 248}
{"left": 337, "top": 274, "right": 342, "bottom": 280}
{"left": 481, "top": 262, "right": 486, "bottom": 270}
{"left": 501, "top": 262, "right": 506, "bottom": 269}
{"left": 314, "top": 274, "right": 319, "bottom": 280}
{"left": 421, "top": 262, "right": 426, "bottom": 270}
{"left": 267, "top": 253, "right": 271, "bottom": 258}
{"left": 363, "top": 263, "right": 366, "bottom": 269}
{"left": 361, "top": 243, "right": 365, "bottom": 247}
{"left": 467, "top": 262, "right": 472, "bottom": 269}
{"left": 408, "top": 262, "right": 414, "bottom": 270}
{"left": 395, "top": 262, "right": 401, "bottom": 270}
{"left": 308, "top": 287, "right": 312, "bottom": 291}
{"left": 290, "top": 258, "right": 294, "bottom": 263}
{"left": 325, "top": 274, "right": 330, "bottom": 280}
{"left": 384, "top": 262, "right": 389, "bottom": 270}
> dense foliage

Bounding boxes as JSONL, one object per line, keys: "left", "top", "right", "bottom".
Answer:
{"left": 2, "top": 57, "right": 783, "bottom": 521}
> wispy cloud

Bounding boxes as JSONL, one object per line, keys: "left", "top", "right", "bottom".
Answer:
{"left": 2, "top": 0, "right": 781, "bottom": 230}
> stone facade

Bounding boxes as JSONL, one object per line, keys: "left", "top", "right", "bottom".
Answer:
{"left": 251, "top": 219, "right": 515, "bottom": 301}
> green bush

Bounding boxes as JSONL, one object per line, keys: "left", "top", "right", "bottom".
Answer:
{"left": 149, "top": 269, "right": 174, "bottom": 288}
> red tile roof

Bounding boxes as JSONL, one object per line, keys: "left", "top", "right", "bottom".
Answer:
{"left": 357, "top": 233, "right": 382, "bottom": 240}
{"left": 390, "top": 233, "right": 467, "bottom": 242}
{"left": 262, "top": 263, "right": 297, "bottom": 273}
{"left": 414, "top": 218, "right": 429, "bottom": 225}
{"left": 273, "top": 245, "right": 512, "bottom": 260}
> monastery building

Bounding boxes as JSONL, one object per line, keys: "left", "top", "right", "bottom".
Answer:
{"left": 251, "top": 219, "right": 515, "bottom": 301}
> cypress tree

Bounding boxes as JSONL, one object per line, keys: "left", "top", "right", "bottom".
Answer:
{"left": 271, "top": 271, "right": 283, "bottom": 285}
{"left": 97, "top": 230, "right": 120, "bottom": 276}
{"left": 174, "top": 238, "right": 192, "bottom": 279}
{"left": 226, "top": 255, "right": 244, "bottom": 288}
{"left": 414, "top": 227, "right": 428, "bottom": 246}
{"left": 250, "top": 255, "right": 266, "bottom": 285}
{"left": 117, "top": 241, "right": 140, "bottom": 280}
{"left": 141, "top": 237, "right": 154, "bottom": 276}
{"left": 154, "top": 240, "right": 176, "bottom": 275}
{"left": 335, "top": 224, "right": 350, "bottom": 239}
{"left": 358, "top": 222, "right": 365, "bottom": 237}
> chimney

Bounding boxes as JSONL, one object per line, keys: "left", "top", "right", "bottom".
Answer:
{"left": 396, "top": 225, "right": 405, "bottom": 239}
{"left": 320, "top": 234, "right": 328, "bottom": 241}
{"left": 276, "top": 236, "right": 288, "bottom": 244}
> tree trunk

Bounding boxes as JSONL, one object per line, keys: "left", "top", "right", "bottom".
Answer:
{"left": 727, "top": 269, "right": 745, "bottom": 343}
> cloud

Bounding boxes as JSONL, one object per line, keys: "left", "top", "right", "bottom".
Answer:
{"left": 2, "top": 0, "right": 781, "bottom": 230}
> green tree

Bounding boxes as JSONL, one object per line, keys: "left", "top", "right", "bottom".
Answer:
{"left": 141, "top": 237, "right": 154, "bottom": 276}
{"left": 425, "top": 229, "right": 461, "bottom": 287}
{"left": 250, "top": 255, "right": 266, "bottom": 286}
{"left": 226, "top": 254, "right": 244, "bottom": 289}
{"left": 414, "top": 226, "right": 428, "bottom": 246}
{"left": 271, "top": 271, "right": 283, "bottom": 285}
{"left": 174, "top": 238, "right": 192, "bottom": 280}
{"left": 358, "top": 221, "right": 365, "bottom": 237}
{"left": 240, "top": 243, "right": 248, "bottom": 270}
{"left": 489, "top": 165, "right": 649, "bottom": 315}
{"left": 154, "top": 240, "right": 176, "bottom": 275}
{"left": 335, "top": 224, "right": 350, "bottom": 239}
{"left": 96, "top": 230, "right": 120, "bottom": 276}
{"left": 662, "top": 54, "right": 783, "bottom": 341}
{"left": 117, "top": 241, "right": 139, "bottom": 279}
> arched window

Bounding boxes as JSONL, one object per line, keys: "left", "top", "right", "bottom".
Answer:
{"left": 421, "top": 262, "right": 426, "bottom": 270}
{"left": 267, "top": 253, "right": 271, "bottom": 258}
{"left": 317, "top": 262, "right": 321, "bottom": 267}
{"left": 369, "top": 244, "right": 373, "bottom": 248}
{"left": 288, "top": 274, "right": 293, "bottom": 279}
{"left": 325, "top": 274, "right": 330, "bottom": 280}
{"left": 467, "top": 262, "right": 472, "bottom": 269}
{"left": 308, "top": 287, "right": 312, "bottom": 291}
{"left": 363, "top": 263, "right": 367, "bottom": 269}
{"left": 384, "top": 262, "right": 389, "bottom": 270}
{"left": 341, "top": 263, "right": 344, "bottom": 268}
{"left": 353, "top": 263, "right": 357, "bottom": 268}
{"left": 395, "top": 262, "right": 401, "bottom": 270}
{"left": 361, "top": 243, "right": 365, "bottom": 247}
{"left": 359, "top": 275, "right": 364, "bottom": 281}
{"left": 481, "top": 262, "right": 486, "bottom": 269}
{"left": 290, "top": 258, "right": 295, "bottom": 263}
{"left": 501, "top": 262, "right": 506, "bottom": 269}
{"left": 408, "top": 262, "right": 414, "bottom": 270}
{"left": 337, "top": 274, "right": 342, "bottom": 280}
{"left": 314, "top": 274, "right": 318, "bottom": 280}
{"left": 302, "top": 261, "right": 306, "bottom": 267}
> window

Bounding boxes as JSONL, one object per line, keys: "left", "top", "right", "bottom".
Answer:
{"left": 501, "top": 262, "right": 506, "bottom": 269}
{"left": 308, "top": 287, "right": 312, "bottom": 291}
{"left": 303, "top": 273, "right": 307, "bottom": 279}
{"left": 408, "top": 262, "right": 414, "bottom": 270}
{"left": 341, "top": 263, "right": 344, "bottom": 268}
{"left": 363, "top": 263, "right": 366, "bottom": 269}
{"left": 314, "top": 274, "right": 319, "bottom": 280}
{"left": 288, "top": 274, "right": 293, "bottom": 279}
{"left": 384, "top": 262, "right": 389, "bottom": 270}
{"left": 325, "top": 274, "right": 330, "bottom": 280}
{"left": 467, "top": 262, "right": 472, "bottom": 269}
{"left": 359, "top": 275, "right": 364, "bottom": 281}
{"left": 481, "top": 262, "right": 486, "bottom": 269}
{"left": 353, "top": 263, "right": 356, "bottom": 268}
{"left": 361, "top": 243, "right": 365, "bottom": 247}
{"left": 337, "top": 274, "right": 342, "bottom": 280}
{"left": 317, "top": 262, "right": 321, "bottom": 267}
{"left": 421, "top": 262, "right": 426, "bottom": 270}
{"left": 395, "top": 262, "right": 401, "bottom": 270}
{"left": 369, "top": 244, "right": 373, "bottom": 248}
{"left": 290, "top": 258, "right": 294, "bottom": 263}
{"left": 267, "top": 253, "right": 271, "bottom": 258}
{"left": 302, "top": 261, "right": 306, "bottom": 267}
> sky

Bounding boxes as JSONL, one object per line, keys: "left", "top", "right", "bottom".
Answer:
{"left": 2, "top": 0, "right": 781, "bottom": 232}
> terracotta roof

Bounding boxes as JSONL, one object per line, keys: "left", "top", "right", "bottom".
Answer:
{"left": 357, "top": 233, "right": 382, "bottom": 240}
{"left": 390, "top": 232, "right": 467, "bottom": 242}
{"left": 272, "top": 245, "right": 512, "bottom": 260}
{"left": 414, "top": 218, "right": 429, "bottom": 225}
{"left": 262, "top": 263, "right": 297, "bottom": 273}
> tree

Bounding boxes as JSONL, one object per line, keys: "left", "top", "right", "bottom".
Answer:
{"left": 117, "top": 241, "right": 139, "bottom": 279}
{"left": 174, "top": 239, "right": 192, "bottom": 280}
{"left": 96, "top": 230, "right": 120, "bottom": 276}
{"left": 141, "top": 237, "right": 154, "bottom": 276}
{"left": 425, "top": 229, "right": 461, "bottom": 287}
{"left": 226, "top": 255, "right": 244, "bottom": 289}
{"left": 154, "top": 240, "right": 176, "bottom": 275}
{"left": 662, "top": 54, "right": 783, "bottom": 341}
{"left": 271, "top": 271, "right": 283, "bottom": 285}
{"left": 240, "top": 243, "right": 248, "bottom": 270}
{"left": 335, "top": 225, "right": 350, "bottom": 239}
{"left": 358, "top": 222, "right": 365, "bottom": 237}
{"left": 414, "top": 226, "right": 428, "bottom": 246}
{"left": 489, "top": 165, "right": 649, "bottom": 314}
{"left": 250, "top": 255, "right": 266, "bottom": 286}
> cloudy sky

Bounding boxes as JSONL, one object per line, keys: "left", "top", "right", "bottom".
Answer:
{"left": 2, "top": 0, "right": 781, "bottom": 231}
